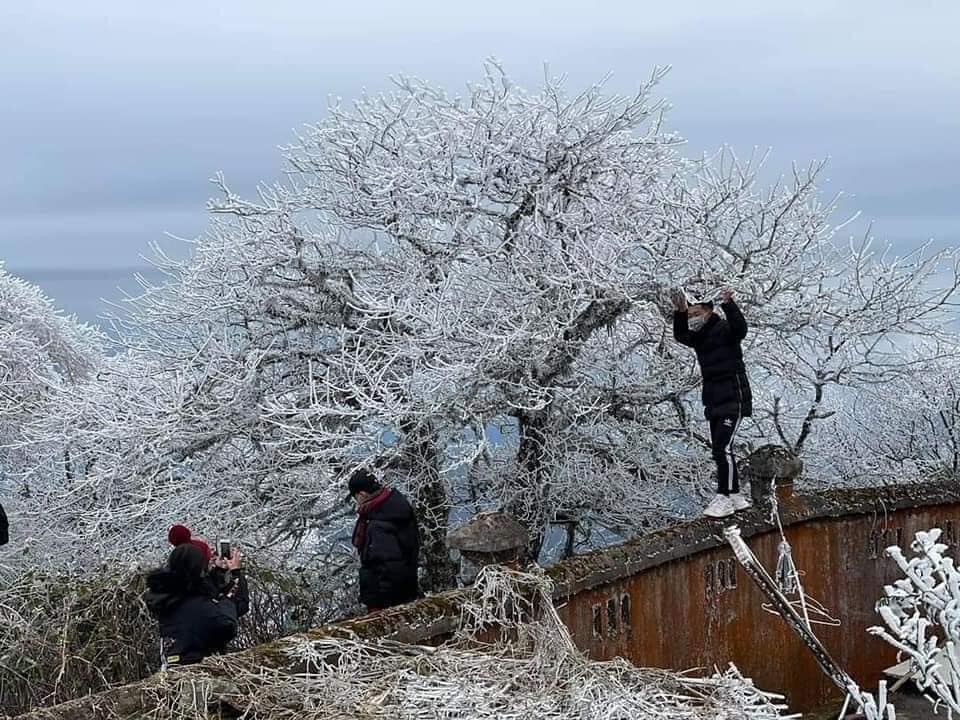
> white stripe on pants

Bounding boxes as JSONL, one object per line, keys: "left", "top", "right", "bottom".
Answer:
{"left": 711, "top": 415, "right": 741, "bottom": 495}
{"left": 723, "top": 417, "right": 741, "bottom": 494}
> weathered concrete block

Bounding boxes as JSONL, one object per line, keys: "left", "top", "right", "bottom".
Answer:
{"left": 447, "top": 511, "right": 528, "bottom": 583}
{"left": 742, "top": 444, "right": 803, "bottom": 505}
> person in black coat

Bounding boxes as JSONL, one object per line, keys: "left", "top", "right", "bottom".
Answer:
{"left": 144, "top": 543, "right": 249, "bottom": 667}
{"left": 0, "top": 502, "right": 8, "bottom": 546}
{"left": 673, "top": 286, "right": 753, "bottom": 519}
{"left": 347, "top": 469, "right": 420, "bottom": 612}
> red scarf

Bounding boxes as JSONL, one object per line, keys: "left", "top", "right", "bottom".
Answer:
{"left": 352, "top": 487, "right": 392, "bottom": 552}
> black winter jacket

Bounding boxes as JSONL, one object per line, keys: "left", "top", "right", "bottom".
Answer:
{"left": 143, "top": 570, "right": 249, "bottom": 666}
{"left": 673, "top": 301, "right": 753, "bottom": 419}
{"left": 356, "top": 490, "right": 420, "bottom": 609}
{"left": 0, "top": 503, "right": 7, "bottom": 546}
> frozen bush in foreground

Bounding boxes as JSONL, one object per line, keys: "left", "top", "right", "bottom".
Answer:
{"left": 871, "top": 527, "right": 960, "bottom": 716}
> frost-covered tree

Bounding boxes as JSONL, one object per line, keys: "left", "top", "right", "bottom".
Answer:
{"left": 886, "top": 350, "right": 960, "bottom": 479}
{"left": 752, "top": 240, "right": 958, "bottom": 465}
{"left": 0, "top": 263, "right": 103, "bottom": 559}
{"left": 25, "top": 64, "right": 960, "bottom": 585}
{"left": 800, "top": 336, "right": 960, "bottom": 487}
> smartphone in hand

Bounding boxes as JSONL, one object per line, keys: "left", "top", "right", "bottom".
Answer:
{"left": 218, "top": 539, "right": 231, "bottom": 559}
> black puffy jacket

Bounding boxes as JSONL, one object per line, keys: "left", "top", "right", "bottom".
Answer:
{"left": 0, "top": 503, "right": 8, "bottom": 546}
{"left": 143, "top": 570, "right": 249, "bottom": 666}
{"left": 355, "top": 490, "right": 420, "bottom": 610}
{"left": 673, "top": 301, "right": 753, "bottom": 419}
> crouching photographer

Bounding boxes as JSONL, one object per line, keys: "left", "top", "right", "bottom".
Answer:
{"left": 144, "top": 536, "right": 249, "bottom": 668}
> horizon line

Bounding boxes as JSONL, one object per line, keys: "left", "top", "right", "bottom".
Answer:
{"left": 7, "top": 265, "right": 165, "bottom": 274}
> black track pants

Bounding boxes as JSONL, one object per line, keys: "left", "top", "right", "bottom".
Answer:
{"left": 709, "top": 415, "right": 741, "bottom": 495}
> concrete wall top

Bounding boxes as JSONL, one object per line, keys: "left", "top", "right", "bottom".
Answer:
{"left": 546, "top": 480, "right": 960, "bottom": 598}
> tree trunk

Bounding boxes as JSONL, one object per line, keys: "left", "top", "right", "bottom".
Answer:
{"left": 562, "top": 520, "right": 576, "bottom": 559}
{"left": 510, "top": 411, "right": 550, "bottom": 564}
{"left": 404, "top": 426, "right": 459, "bottom": 594}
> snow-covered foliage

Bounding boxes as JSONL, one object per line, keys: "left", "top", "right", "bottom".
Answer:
{"left": 871, "top": 528, "right": 960, "bottom": 717}
{"left": 0, "top": 262, "right": 102, "bottom": 461}
{"left": 16, "top": 64, "right": 960, "bottom": 578}
{"left": 6, "top": 62, "right": 960, "bottom": 720}
{"left": 0, "top": 262, "right": 104, "bottom": 567}
{"left": 0, "top": 559, "right": 335, "bottom": 716}
{"left": 751, "top": 239, "right": 958, "bottom": 460}
{"left": 812, "top": 346, "right": 960, "bottom": 488}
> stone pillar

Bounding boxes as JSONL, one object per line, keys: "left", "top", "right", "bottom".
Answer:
{"left": 446, "top": 511, "right": 529, "bottom": 585}
{"left": 742, "top": 444, "right": 803, "bottom": 506}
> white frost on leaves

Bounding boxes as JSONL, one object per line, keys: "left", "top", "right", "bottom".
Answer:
{"left": 870, "top": 528, "right": 960, "bottom": 716}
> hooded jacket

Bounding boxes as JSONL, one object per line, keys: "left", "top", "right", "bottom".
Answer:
{"left": 354, "top": 488, "right": 420, "bottom": 609}
{"left": 143, "top": 569, "right": 248, "bottom": 666}
{"left": 673, "top": 300, "right": 753, "bottom": 419}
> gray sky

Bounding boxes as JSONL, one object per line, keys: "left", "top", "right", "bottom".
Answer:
{"left": 2, "top": 0, "right": 959, "bottom": 271}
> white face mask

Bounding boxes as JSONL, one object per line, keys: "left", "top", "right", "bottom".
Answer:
{"left": 688, "top": 314, "right": 708, "bottom": 332}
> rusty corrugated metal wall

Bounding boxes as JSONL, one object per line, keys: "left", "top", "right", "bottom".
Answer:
{"left": 554, "top": 505, "right": 960, "bottom": 712}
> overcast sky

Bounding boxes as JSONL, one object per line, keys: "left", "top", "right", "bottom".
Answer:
{"left": 2, "top": 1, "right": 958, "bottom": 273}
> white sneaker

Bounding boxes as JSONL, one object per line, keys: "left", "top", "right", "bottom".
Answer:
{"left": 703, "top": 494, "right": 735, "bottom": 518}
{"left": 729, "top": 493, "right": 752, "bottom": 511}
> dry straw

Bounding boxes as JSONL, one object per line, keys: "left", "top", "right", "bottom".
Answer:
{"left": 137, "top": 566, "right": 795, "bottom": 720}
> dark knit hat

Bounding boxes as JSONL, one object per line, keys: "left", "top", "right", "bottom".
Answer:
{"left": 345, "top": 468, "right": 381, "bottom": 502}
{"left": 167, "top": 524, "right": 212, "bottom": 564}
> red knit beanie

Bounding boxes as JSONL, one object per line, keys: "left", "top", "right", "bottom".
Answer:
{"left": 167, "top": 524, "right": 212, "bottom": 564}
{"left": 168, "top": 524, "right": 192, "bottom": 546}
{"left": 190, "top": 540, "right": 212, "bottom": 564}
